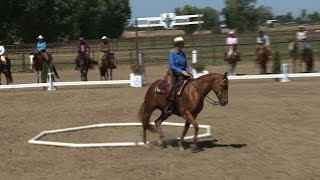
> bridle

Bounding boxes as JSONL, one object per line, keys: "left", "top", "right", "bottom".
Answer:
{"left": 188, "top": 76, "right": 227, "bottom": 106}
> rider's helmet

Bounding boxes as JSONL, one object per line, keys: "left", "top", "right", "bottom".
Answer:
{"left": 37, "top": 35, "right": 44, "bottom": 40}
{"left": 101, "top": 36, "right": 109, "bottom": 41}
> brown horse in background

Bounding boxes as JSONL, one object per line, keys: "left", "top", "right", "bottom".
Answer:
{"left": 139, "top": 72, "right": 229, "bottom": 150}
{"left": 76, "top": 53, "right": 90, "bottom": 81}
{"left": 255, "top": 45, "right": 272, "bottom": 74}
{"left": 31, "top": 52, "right": 59, "bottom": 83}
{"left": 225, "top": 45, "right": 240, "bottom": 76}
{"left": 289, "top": 40, "right": 314, "bottom": 73}
{"left": 99, "top": 52, "right": 116, "bottom": 80}
{"left": 0, "top": 56, "right": 13, "bottom": 85}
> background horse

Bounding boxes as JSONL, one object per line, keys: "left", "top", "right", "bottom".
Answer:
{"left": 139, "top": 72, "right": 229, "bottom": 150}
{"left": 99, "top": 52, "right": 116, "bottom": 80}
{"left": 31, "top": 52, "right": 59, "bottom": 83}
{"left": 289, "top": 40, "right": 314, "bottom": 73}
{"left": 225, "top": 45, "right": 240, "bottom": 75}
{"left": 255, "top": 45, "right": 272, "bottom": 74}
{"left": 76, "top": 53, "right": 90, "bottom": 81}
{"left": 0, "top": 57, "right": 13, "bottom": 85}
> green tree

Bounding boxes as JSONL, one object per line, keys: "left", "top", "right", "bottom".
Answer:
{"left": 222, "top": 0, "right": 273, "bottom": 32}
{"left": 0, "top": 0, "right": 131, "bottom": 43}
{"left": 175, "top": 5, "right": 220, "bottom": 34}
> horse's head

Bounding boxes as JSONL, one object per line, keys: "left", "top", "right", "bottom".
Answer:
{"left": 212, "top": 72, "right": 229, "bottom": 106}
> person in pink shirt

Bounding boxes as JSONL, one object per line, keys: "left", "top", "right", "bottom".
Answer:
{"left": 224, "top": 31, "right": 239, "bottom": 60}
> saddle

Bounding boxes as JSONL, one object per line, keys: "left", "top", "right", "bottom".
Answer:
{"left": 155, "top": 74, "right": 190, "bottom": 96}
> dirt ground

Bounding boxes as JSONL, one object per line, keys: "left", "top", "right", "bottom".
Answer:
{"left": 0, "top": 63, "right": 320, "bottom": 180}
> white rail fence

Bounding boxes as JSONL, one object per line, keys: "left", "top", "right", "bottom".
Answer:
{"left": 1, "top": 64, "right": 320, "bottom": 91}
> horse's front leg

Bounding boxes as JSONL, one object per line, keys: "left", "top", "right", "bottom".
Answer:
{"left": 179, "top": 122, "right": 191, "bottom": 150}
{"left": 106, "top": 68, "right": 109, "bottom": 80}
{"left": 110, "top": 69, "right": 113, "bottom": 80}
{"left": 182, "top": 111, "right": 199, "bottom": 151}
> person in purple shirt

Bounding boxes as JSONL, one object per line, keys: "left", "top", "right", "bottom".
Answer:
{"left": 164, "top": 36, "right": 191, "bottom": 115}
{"left": 75, "top": 37, "right": 93, "bottom": 70}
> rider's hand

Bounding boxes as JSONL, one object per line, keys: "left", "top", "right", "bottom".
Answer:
{"left": 182, "top": 71, "right": 189, "bottom": 76}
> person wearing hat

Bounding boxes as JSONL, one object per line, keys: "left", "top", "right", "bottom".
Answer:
{"left": 225, "top": 31, "right": 239, "bottom": 60}
{"left": 75, "top": 37, "right": 93, "bottom": 70}
{"left": 164, "top": 36, "right": 191, "bottom": 115}
{"left": 296, "top": 25, "right": 309, "bottom": 50}
{"left": 0, "top": 41, "right": 7, "bottom": 65}
{"left": 100, "top": 36, "right": 116, "bottom": 68}
{"left": 256, "top": 31, "right": 270, "bottom": 46}
{"left": 36, "top": 35, "right": 49, "bottom": 61}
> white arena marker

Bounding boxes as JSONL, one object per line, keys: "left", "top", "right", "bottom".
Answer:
{"left": 28, "top": 122, "right": 212, "bottom": 148}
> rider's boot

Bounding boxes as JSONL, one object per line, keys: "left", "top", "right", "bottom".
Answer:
{"left": 164, "top": 99, "right": 174, "bottom": 115}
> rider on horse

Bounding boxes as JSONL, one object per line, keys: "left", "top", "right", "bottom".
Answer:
{"left": 0, "top": 41, "right": 7, "bottom": 65}
{"left": 296, "top": 25, "right": 309, "bottom": 50}
{"left": 255, "top": 31, "right": 272, "bottom": 60}
{"left": 100, "top": 36, "right": 116, "bottom": 69}
{"left": 36, "top": 35, "right": 50, "bottom": 63}
{"left": 75, "top": 37, "right": 93, "bottom": 70}
{"left": 224, "top": 31, "right": 239, "bottom": 60}
{"left": 164, "top": 37, "right": 191, "bottom": 115}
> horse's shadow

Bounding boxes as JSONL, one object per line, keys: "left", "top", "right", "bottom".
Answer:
{"left": 151, "top": 139, "right": 247, "bottom": 152}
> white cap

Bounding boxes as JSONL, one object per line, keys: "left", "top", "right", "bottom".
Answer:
{"left": 299, "top": 25, "right": 305, "bottom": 28}
{"left": 101, "top": 36, "right": 109, "bottom": 40}
{"left": 37, "top": 35, "right": 44, "bottom": 39}
{"left": 229, "top": 31, "right": 234, "bottom": 34}
{"left": 174, "top": 37, "right": 184, "bottom": 43}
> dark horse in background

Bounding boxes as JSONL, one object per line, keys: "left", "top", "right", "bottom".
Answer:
{"left": 139, "top": 72, "right": 229, "bottom": 150}
{"left": 76, "top": 52, "right": 91, "bottom": 81}
{"left": 0, "top": 56, "right": 13, "bottom": 85}
{"left": 225, "top": 45, "right": 240, "bottom": 76}
{"left": 255, "top": 45, "right": 272, "bottom": 74}
{"left": 31, "top": 52, "right": 59, "bottom": 83}
{"left": 289, "top": 39, "right": 314, "bottom": 73}
{"left": 99, "top": 52, "right": 116, "bottom": 80}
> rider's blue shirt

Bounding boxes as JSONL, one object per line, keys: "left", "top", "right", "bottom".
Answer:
{"left": 37, "top": 41, "right": 47, "bottom": 51}
{"left": 168, "top": 49, "right": 190, "bottom": 75}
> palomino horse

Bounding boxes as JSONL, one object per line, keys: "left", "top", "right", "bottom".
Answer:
{"left": 139, "top": 72, "right": 229, "bottom": 150}
{"left": 0, "top": 57, "right": 13, "bottom": 85}
{"left": 225, "top": 45, "right": 240, "bottom": 75}
{"left": 31, "top": 52, "right": 59, "bottom": 83}
{"left": 289, "top": 40, "right": 314, "bottom": 73}
{"left": 99, "top": 52, "right": 116, "bottom": 80}
{"left": 76, "top": 53, "right": 90, "bottom": 81}
{"left": 255, "top": 45, "right": 272, "bottom": 74}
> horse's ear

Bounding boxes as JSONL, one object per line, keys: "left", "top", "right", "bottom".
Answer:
{"left": 223, "top": 72, "right": 228, "bottom": 79}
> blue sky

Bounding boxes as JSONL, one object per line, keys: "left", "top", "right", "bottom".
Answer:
{"left": 130, "top": 0, "right": 320, "bottom": 19}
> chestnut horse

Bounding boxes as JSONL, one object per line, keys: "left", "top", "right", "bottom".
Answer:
{"left": 289, "top": 40, "right": 313, "bottom": 73}
{"left": 225, "top": 45, "right": 240, "bottom": 76}
{"left": 139, "top": 72, "right": 229, "bottom": 150}
{"left": 99, "top": 52, "right": 116, "bottom": 80}
{"left": 0, "top": 57, "right": 13, "bottom": 85}
{"left": 255, "top": 45, "right": 272, "bottom": 74}
{"left": 31, "top": 52, "right": 59, "bottom": 83}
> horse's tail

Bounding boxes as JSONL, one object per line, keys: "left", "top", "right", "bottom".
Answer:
{"left": 139, "top": 101, "right": 155, "bottom": 132}
{"left": 52, "top": 65, "right": 59, "bottom": 79}
{"left": 5, "top": 57, "right": 13, "bottom": 83}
